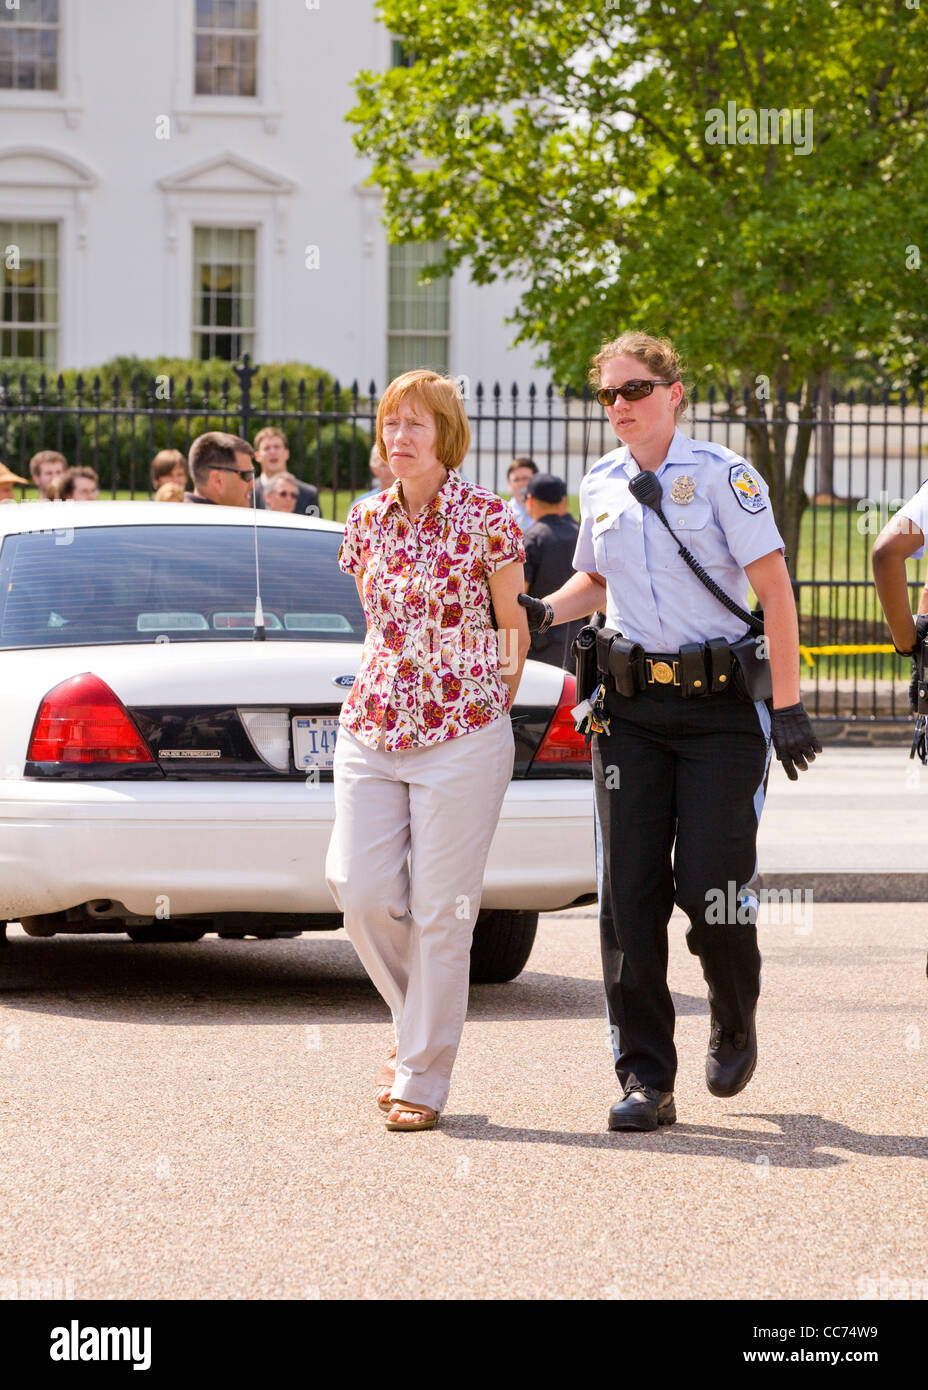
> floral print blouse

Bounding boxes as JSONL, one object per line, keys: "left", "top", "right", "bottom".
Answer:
{"left": 337, "top": 466, "right": 526, "bottom": 750}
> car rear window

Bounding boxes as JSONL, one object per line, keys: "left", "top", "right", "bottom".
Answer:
{"left": 0, "top": 523, "right": 367, "bottom": 647}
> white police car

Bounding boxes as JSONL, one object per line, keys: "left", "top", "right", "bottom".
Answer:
{"left": 0, "top": 502, "right": 595, "bottom": 982}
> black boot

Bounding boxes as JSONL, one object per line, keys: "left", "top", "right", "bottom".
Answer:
{"left": 706, "top": 1012, "right": 757, "bottom": 1097}
{"left": 608, "top": 1086, "right": 676, "bottom": 1132}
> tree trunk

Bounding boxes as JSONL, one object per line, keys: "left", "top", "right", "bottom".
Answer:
{"left": 742, "top": 373, "right": 812, "bottom": 578}
{"left": 817, "top": 368, "right": 835, "bottom": 499}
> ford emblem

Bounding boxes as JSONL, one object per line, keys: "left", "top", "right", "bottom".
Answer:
{"left": 333, "top": 674, "right": 356, "bottom": 688}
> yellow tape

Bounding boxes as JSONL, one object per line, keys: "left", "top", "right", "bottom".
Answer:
{"left": 798, "top": 643, "right": 896, "bottom": 668}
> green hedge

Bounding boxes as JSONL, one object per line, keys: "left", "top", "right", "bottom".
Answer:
{"left": 0, "top": 356, "right": 374, "bottom": 492}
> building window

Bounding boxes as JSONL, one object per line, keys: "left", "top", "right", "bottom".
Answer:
{"left": 0, "top": 0, "right": 60, "bottom": 92}
{"left": 0, "top": 220, "right": 58, "bottom": 365}
{"left": 387, "top": 241, "right": 450, "bottom": 381}
{"left": 192, "top": 226, "right": 256, "bottom": 361}
{"left": 390, "top": 38, "right": 416, "bottom": 69}
{"left": 194, "top": 0, "right": 258, "bottom": 97}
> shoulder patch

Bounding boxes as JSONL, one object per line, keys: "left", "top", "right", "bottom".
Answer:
{"left": 728, "top": 464, "right": 767, "bottom": 514}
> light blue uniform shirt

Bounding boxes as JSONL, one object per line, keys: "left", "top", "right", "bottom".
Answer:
{"left": 572, "top": 428, "right": 785, "bottom": 651}
{"left": 895, "top": 480, "right": 928, "bottom": 560}
{"left": 509, "top": 495, "right": 533, "bottom": 533}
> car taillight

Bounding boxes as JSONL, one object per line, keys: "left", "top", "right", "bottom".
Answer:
{"left": 27, "top": 673, "right": 155, "bottom": 764}
{"left": 532, "top": 673, "right": 592, "bottom": 767}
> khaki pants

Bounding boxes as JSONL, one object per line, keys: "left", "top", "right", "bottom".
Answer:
{"left": 324, "top": 715, "right": 514, "bottom": 1112}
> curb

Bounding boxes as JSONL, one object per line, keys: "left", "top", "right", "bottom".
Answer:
{"left": 755, "top": 871, "right": 928, "bottom": 902}
{"left": 560, "top": 871, "right": 928, "bottom": 912}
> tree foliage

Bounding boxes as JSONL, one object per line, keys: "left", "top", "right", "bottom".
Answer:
{"left": 350, "top": 0, "right": 928, "bottom": 564}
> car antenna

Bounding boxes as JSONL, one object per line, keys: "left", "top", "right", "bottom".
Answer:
{"left": 251, "top": 471, "right": 266, "bottom": 641}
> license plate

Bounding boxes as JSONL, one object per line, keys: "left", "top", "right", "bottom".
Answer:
{"left": 292, "top": 716, "right": 340, "bottom": 769}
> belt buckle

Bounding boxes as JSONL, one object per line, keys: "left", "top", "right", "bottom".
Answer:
{"left": 646, "top": 658, "right": 679, "bottom": 686}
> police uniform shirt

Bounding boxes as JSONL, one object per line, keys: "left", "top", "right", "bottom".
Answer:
{"left": 895, "top": 480, "right": 928, "bottom": 559}
{"left": 572, "top": 428, "right": 784, "bottom": 651}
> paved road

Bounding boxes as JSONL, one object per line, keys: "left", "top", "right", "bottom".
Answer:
{"left": 759, "top": 745, "right": 925, "bottom": 875}
{"left": 0, "top": 906, "right": 924, "bottom": 1301}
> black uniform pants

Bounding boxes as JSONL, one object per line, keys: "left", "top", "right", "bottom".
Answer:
{"left": 594, "top": 682, "right": 771, "bottom": 1095}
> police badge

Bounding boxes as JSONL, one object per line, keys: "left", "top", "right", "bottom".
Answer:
{"left": 669, "top": 475, "right": 696, "bottom": 505}
{"left": 728, "top": 464, "right": 767, "bottom": 513}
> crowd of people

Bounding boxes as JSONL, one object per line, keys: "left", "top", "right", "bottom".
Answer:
{"left": 0, "top": 431, "right": 584, "bottom": 670}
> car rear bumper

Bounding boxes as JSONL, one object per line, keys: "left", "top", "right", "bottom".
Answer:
{"left": 0, "top": 779, "right": 597, "bottom": 920}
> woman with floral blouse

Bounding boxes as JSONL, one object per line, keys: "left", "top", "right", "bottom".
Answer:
{"left": 325, "top": 370, "right": 530, "bottom": 1131}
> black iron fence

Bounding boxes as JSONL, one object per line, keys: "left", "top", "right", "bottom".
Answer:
{"left": 1, "top": 357, "right": 925, "bottom": 724}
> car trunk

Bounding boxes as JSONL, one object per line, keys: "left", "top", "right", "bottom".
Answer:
{"left": 13, "top": 642, "right": 579, "bottom": 780}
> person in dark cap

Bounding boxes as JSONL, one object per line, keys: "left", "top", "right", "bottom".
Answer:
{"left": 522, "top": 473, "right": 585, "bottom": 668}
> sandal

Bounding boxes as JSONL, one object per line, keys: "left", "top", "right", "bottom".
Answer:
{"left": 374, "top": 1045, "right": 397, "bottom": 1112}
{"left": 385, "top": 1101, "right": 439, "bottom": 1132}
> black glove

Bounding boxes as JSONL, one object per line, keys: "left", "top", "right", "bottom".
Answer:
{"left": 517, "top": 592, "right": 554, "bottom": 633}
{"left": 771, "top": 702, "right": 822, "bottom": 781}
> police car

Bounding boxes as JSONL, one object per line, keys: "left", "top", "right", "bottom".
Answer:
{"left": 0, "top": 502, "right": 595, "bottom": 982}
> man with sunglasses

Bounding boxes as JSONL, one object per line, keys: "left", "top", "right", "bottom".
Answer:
{"left": 519, "top": 332, "right": 819, "bottom": 1134}
{"left": 184, "top": 431, "right": 257, "bottom": 508}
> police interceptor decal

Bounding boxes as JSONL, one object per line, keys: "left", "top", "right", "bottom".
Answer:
{"left": 728, "top": 464, "right": 766, "bottom": 513}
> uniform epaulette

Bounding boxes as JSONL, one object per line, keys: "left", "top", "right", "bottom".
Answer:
{"left": 688, "top": 438, "right": 745, "bottom": 466}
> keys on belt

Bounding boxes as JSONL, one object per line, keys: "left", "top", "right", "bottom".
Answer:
{"left": 571, "top": 680, "right": 611, "bottom": 744}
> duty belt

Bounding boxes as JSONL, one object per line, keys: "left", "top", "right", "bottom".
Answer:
{"left": 594, "top": 628, "right": 767, "bottom": 701}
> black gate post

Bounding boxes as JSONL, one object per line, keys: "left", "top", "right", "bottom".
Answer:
{"left": 233, "top": 353, "right": 259, "bottom": 442}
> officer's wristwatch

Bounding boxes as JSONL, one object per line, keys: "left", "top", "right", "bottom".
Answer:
{"left": 517, "top": 593, "right": 554, "bottom": 633}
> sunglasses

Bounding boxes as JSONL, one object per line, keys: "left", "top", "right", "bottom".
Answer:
{"left": 596, "top": 380, "right": 674, "bottom": 406}
{"left": 275, "top": 491, "right": 298, "bottom": 500}
{"left": 213, "top": 465, "right": 256, "bottom": 482}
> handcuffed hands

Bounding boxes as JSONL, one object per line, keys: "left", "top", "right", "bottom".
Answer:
{"left": 897, "top": 615, "right": 928, "bottom": 712}
{"left": 771, "top": 702, "right": 822, "bottom": 781}
{"left": 517, "top": 592, "right": 554, "bottom": 633}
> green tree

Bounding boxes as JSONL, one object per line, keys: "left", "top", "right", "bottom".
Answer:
{"left": 350, "top": 0, "right": 928, "bottom": 569}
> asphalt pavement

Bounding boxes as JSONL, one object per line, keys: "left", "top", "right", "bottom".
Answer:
{"left": 0, "top": 901, "right": 924, "bottom": 1301}
{"left": 758, "top": 744, "right": 927, "bottom": 894}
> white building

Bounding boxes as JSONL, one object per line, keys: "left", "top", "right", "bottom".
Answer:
{"left": 0, "top": 0, "right": 549, "bottom": 394}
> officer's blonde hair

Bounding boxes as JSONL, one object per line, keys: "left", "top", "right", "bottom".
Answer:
{"left": 589, "top": 333, "right": 688, "bottom": 420}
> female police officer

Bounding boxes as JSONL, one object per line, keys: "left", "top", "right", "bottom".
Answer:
{"left": 520, "top": 332, "right": 820, "bottom": 1132}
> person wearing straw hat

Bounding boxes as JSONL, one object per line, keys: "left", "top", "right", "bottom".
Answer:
{"left": 0, "top": 462, "right": 30, "bottom": 503}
